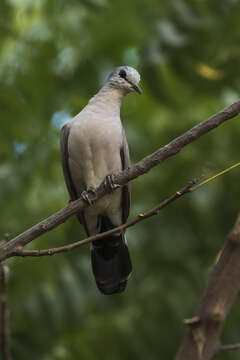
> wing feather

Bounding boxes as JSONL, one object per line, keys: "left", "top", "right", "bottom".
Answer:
{"left": 60, "top": 123, "right": 86, "bottom": 227}
{"left": 60, "top": 124, "right": 78, "bottom": 200}
{"left": 120, "top": 129, "right": 131, "bottom": 223}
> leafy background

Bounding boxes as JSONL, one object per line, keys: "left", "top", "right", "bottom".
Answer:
{"left": 1, "top": 0, "right": 240, "bottom": 359}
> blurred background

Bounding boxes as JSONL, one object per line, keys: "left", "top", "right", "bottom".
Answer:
{"left": 1, "top": 0, "right": 240, "bottom": 359}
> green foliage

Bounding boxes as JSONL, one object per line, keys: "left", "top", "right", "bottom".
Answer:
{"left": 1, "top": 0, "right": 240, "bottom": 358}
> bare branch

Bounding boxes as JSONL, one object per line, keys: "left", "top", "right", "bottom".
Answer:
{"left": 0, "top": 100, "right": 240, "bottom": 262}
{"left": 12, "top": 183, "right": 193, "bottom": 258}
{"left": 114, "top": 100, "right": 240, "bottom": 186}
{"left": 0, "top": 264, "right": 11, "bottom": 360}
{"left": 175, "top": 215, "right": 240, "bottom": 360}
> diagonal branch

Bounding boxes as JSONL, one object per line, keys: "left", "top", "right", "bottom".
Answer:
{"left": 11, "top": 183, "right": 193, "bottom": 258}
{"left": 0, "top": 100, "right": 240, "bottom": 262}
{"left": 175, "top": 215, "right": 240, "bottom": 360}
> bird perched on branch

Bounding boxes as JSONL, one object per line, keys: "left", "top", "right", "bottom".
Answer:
{"left": 60, "top": 66, "right": 141, "bottom": 295}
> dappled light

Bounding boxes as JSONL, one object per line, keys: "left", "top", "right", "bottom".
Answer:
{"left": 1, "top": 0, "right": 240, "bottom": 359}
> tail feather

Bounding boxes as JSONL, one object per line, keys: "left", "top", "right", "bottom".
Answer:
{"left": 91, "top": 216, "right": 132, "bottom": 295}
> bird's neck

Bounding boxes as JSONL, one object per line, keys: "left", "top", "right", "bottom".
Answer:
{"left": 88, "top": 83, "right": 126, "bottom": 113}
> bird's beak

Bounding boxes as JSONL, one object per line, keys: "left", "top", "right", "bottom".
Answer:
{"left": 132, "top": 84, "right": 142, "bottom": 94}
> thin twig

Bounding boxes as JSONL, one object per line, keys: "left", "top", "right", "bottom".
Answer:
{"left": 190, "top": 161, "right": 240, "bottom": 192}
{"left": 1, "top": 100, "right": 240, "bottom": 261}
{"left": 0, "top": 264, "right": 11, "bottom": 360}
{"left": 7, "top": 160, "right": 240, "bottom": 259}
{"left": 13, "top": 183, "right": 193, "bottom": 258}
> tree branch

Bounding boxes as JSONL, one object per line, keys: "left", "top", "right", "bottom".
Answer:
{"left": 11, "top": 183, "right": 193, "bottom": 258}
{"left": 0, "top": 264, "right": 11, "bottom": 360}
{"left": 175, "top": 215, "right": 240, "bottom": 360}
{"left": 0, "top": 100, "right": 240, "bottom": 262}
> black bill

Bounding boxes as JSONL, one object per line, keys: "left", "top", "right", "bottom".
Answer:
{"left": 132, "top": 84, "right": 142, "bottom": 94}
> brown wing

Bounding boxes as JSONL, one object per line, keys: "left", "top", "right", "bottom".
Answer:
{"left": 60, "top": 123, "right": 86, "bottom": 226}
{"left": 60, "top": 124, "right": 78, "bottom": 200}
{"left": 120, "top": 129, "right": 131, "bottom": 223}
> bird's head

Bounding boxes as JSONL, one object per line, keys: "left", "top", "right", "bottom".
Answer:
{"left": 108, "top": 66, "right": 142, "bottom": 94}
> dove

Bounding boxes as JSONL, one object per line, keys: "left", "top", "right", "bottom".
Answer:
{"left": 60, "top": 66, "right": 141, "bottom": 294}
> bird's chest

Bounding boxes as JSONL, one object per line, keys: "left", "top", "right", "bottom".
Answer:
{"left": 69, "top": 117, "right": 123, "bottom": 190}
{"left": 80, "top": 117, "right": 122, "bottom": 158}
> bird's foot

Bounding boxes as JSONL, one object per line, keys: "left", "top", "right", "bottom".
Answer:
{"left": 104, "top": 174, "right": 120, "bottom": 192}
{"left": 81, "top": 187, "right": 97, "bottom": 206}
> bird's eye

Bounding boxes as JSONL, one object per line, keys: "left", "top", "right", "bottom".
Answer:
{"left": 119, "top": 69, "right": 127, "bottom": 79}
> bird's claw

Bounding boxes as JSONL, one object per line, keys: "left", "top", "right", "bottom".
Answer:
{"left": 81, "top": 187, "right": 97, "bottom": 206}
{"left": 104, "top": 174, "right": 120, "bottom": 192}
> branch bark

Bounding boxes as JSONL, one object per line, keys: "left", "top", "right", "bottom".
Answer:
{"left": 175, "top": 215, "right": 240, "bottom": 360}
{"left": 11, "top": 183, "right": 193, "bottom": 258}
{"left": 0, "top": 100, "right": 240, "bottom": 262}
{"left": 0, "top": 264, "right": 11, "bottom": 360}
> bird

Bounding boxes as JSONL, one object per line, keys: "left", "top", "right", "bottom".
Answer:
{"left": 60, "top": 66, "right": 142, "bottom": 295}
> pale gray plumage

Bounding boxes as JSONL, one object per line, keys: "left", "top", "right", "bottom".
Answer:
{"left": 60, "top": 66, "right": 141, "bottom": 295}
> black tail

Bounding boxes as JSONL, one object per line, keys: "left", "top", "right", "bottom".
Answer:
{"left": 91, "top": 216, "right": 132, "bottom": 295}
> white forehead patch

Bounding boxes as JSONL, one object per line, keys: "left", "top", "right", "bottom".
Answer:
{"left": 108, "top": 66, "right": 141, "bottom": 85}
{"left": 124, "top": 66, "right": 141, "bottom": 84}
